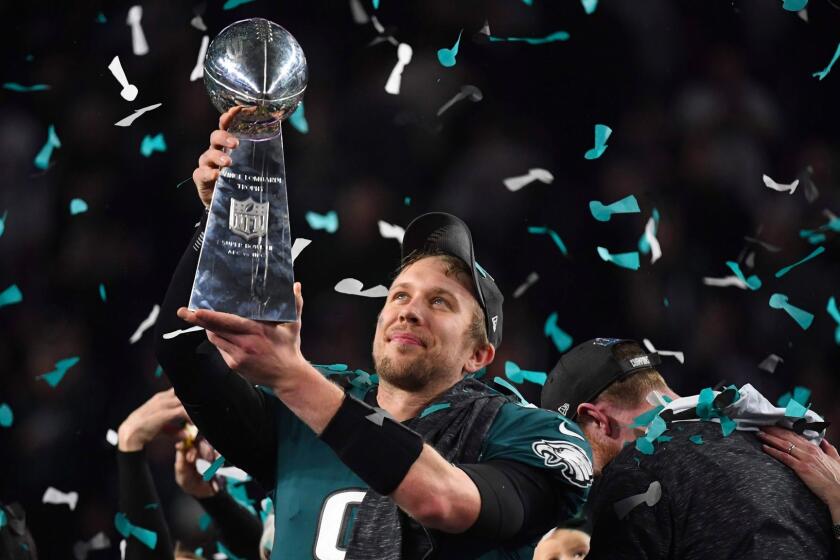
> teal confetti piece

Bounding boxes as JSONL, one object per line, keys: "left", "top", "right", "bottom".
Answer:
{"left": 140, "top": 134, "right": 167, "bottom": 158}
{"left": 2, "top": 83, "right": 50, "bottom": 92}
{"left": 69, "top": 198, "right": 88, "bottom": 215}
{"left": 313, "top": 363, "right": 349, "bottom": 372}
{"left": 656, "top": 435, "right": 672, "bottom": 443}
{"left": 488, "top": 31, "right": 570, "bottom": 45}
{"left": 289, "top": 102, "right": 309, "bottom": 134}
{"left": 778, "top": 386, "right": 811, "bottom": 408}
{"left": 0, "top": 284, "right": 23, "bottom": 308}
{"left": 769, "top": 293, "right": 814, "bottom": 330}
{"left": 96, "top": 12, "right": 107, "bottom": 23}
{"left": 199, "top": 513, "right": 212, "bottom": 531}
{"left": 0, "top": 210, "right": 7, "bottom": 238}
{"left": 720, "top": 416, "right": 736, "bottom": 436}
{"left": 813, "top": 42, "right": 840, "bottom": 81}
{"left": 37, "top": 356, "right": 80, "bottom": 388}
{"left": 144, "top": 503, "right": 159, "bottom": 510}
{"left": 34, "top": 124, "right": 61, "bottom": 170}
{"left": 638, "top": 209, "right": 660, "bottom": 254}
{"left": 0, "top": 509, "right": 5, "bottom": 529}
{"left": 581, "top": 0, "right": 598, "bottom": 13}
{"left": 630, "top": 406, "right": 664, "bottom": 428}
{"left": 474, "top": 261, "right": 491, "bottom": 279}
{"left": 725, "top": 261, "right": 761, "bottom": 290}
{"left": 544, "top": 312, "right": 573, "bottom": 352}
{"left": 589, "top": 194, "right": 639, "bottom": 222}
{"left": 597, "top": 247, "right": 640, "bottom": 270}
{"left": 154, "top": 365, "right": 163, "bottom": 378}
{"left": 0, "top": 403, "right": 13, "bottom": 428}
{"left": 785, "top": 398, "right": 808, "bottom": 419}
{"left": 664, "top": 297, "right": 670, "bottom": 307}
{"left": 404, "top": 196, "right": 411, "bottom": 206}
{"left": 98, "top": 283, "right": 107, "bottom": 302}
{"left": 195, "top": 548, "right": 204, "bottom": 557}
{"left": 217, "top": 542, "right": 245, "bottom": 560}
{"left": 202, "top": 455, "right": 225, "bottom": 481}
{"left": 420, "top": 402, "right": 451, "bottom": 418}
{"left": 696, "top": 387, "right": 715, "bottom": 420}
{"left": 223, "top": 0, "right": 256, "bottom": 9}
{"left": 826, "top": 297, "right": 840, "bottom": 345}
{"left": 782, "top": 0, "right": 808, "bottom": 10}
{"left": 493, "top": 377, "right": 532, "bottom": 407}
{"left": 635, "top": 437, "right": 654, "bottom": 455}
{"left": 806, "top": 233, "right": 826, "bottom": 244}
{"left": 305, "top": 210, "right": 339, "bottom": 233}
{"left": 584, "top": 123, "right": 612, "bottom": 160}
{"left": 527, "top": 226, "right": 568, "bottom": 256}
{"left": 774, "top": 246, "right": 825, "bottom": 278}
{"left": 114, "top": 513, "right": 158, "bottom": 550}
{"left": 689, "top": 434, "right": 704, "bottom": 445}
{"left": 647, "top": 415, "right": 667, "bottom": 440}
{"left": 437, "top": 30, "right": 463, "bottom": 67}
{"left": 504, "top": 361, "right": 547, "bottom": 385}
{"left": 372, "top": 0, "right": 380, "bottom": 8}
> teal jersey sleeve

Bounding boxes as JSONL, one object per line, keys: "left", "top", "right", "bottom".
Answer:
{"left": 481, "top": 403, "right": 594, "bottom": 518}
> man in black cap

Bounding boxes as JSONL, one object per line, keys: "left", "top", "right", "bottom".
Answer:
{"left": 154, "top": 113, "right": 593, "bottom": 559}
{"left": 541, "top": 338, "right": 835, "bottom": 559}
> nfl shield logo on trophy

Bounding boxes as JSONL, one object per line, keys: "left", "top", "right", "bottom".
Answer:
{"left": 229, "top": 198, "right": 270, "bottom": 240}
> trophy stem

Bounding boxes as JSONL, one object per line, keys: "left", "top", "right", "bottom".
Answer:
{"left": 189, "top": 124, "right": 296, "bottom": 322}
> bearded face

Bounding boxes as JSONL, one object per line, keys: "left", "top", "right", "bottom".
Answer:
{"left": 372, "top": 256, "right": 482, "bottom": 393}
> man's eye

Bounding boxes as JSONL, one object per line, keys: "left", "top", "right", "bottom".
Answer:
{"left": 432, "top": 296, "right": 448, "bottom": 306}
{"left": 392, "top": 292, "right": 408, "bottom": 301}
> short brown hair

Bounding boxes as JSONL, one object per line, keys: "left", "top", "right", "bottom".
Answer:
{"left": 397, "top": 250, "right": 489, "bottom": 347}
{"left": 594, "top": 342, "right": 670, "bottom": 409}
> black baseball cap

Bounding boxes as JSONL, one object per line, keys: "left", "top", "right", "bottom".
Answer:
{"left": 401, "top": 212, "right": 504, "bottom": 348}
{"left": 541, "top": 338, "right": 661, "bottom": 419}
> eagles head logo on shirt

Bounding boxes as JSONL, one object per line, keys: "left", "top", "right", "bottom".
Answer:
{"left": 532, "top": 439, "right": 594, "bottom": 488}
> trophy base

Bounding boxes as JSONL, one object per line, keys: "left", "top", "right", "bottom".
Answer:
{"left": 189, "top": 128, "right": 296, "bottom": 322}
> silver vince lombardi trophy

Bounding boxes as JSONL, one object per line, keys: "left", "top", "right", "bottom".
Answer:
{"left": 189, "top": 18, "right": 307, "bottom": 322}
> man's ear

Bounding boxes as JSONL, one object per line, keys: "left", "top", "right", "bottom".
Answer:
{"left": 576, "top": 402, "right": 617, "bottom": 437}
{"left": 464, "top": 343, "right": 495, "bottom": 374}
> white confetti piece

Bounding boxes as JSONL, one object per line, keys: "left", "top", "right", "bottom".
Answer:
{"left": 758, "top": 353, "right": 784, "bottom": 373}
{"left": 377, "top": 220, "right": 404, "bottom": 243}
{"left": 291, "top": 238, "right": 312, "bottom": 264}
{"left": 614, "top": 481, "right": 661, "bottom": 519}
{"left": 502, "top": 168, "right": 553, "bottom": 192}
{"left": 702, "top": 276, "right": 748, "bottom": 289}
{"left": 107, "top": 56, "right": 139, "bottom": 101}
{"left": 162, "top": 325, "right": 205, "bottom": 340}
{"left": 349, "top": 0, "right": 369, "bottom": 24}
{"left": 190, "top": 15, "right": 208, "bottom": 31}
{"left": 114, "top": 103, "right": 163, "bottom": 127}
{"left": 512, "top": 272, "right": 539, "bottom": 299}
{"left": 126, "top": 6, "right": 149, "bottom": 56}
{"left": 642, "top": 338, "right": 685, "bottom": 364}
{"left": 335, "top": 278, "right": 389, "bottom": 298}
{"left": 106, "top": 429, "right": 119, "bottom": 446}
{"left": 385, "top": 43, "right": 413, "bottom": 95}
{"left": 643, "top": 215, "right": 662, "bottom": 264}
{"left": 762, "top": 174, "right": 799, "bottom": 195}
{"left": 43, "top": 486, "right": 79, "bottom": 510}
{"left": 437, "top": 85, "right": 483, "bottom": 117}
{"left": 129, "top": 304, "right": 160, "bottom": 344}
{"left": 190, "top": 35, "right": 209, "bottom": 82}
{"left": 74, "top": 532, "right": 111, "bottom": 560}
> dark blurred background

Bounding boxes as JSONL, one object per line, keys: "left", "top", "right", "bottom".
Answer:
{"left": 2, "top": 0, "right": 839, "bottom": 557}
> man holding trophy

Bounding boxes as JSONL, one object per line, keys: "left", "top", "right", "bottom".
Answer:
{"left": 156, "top": 18, "right": 592, "bottom": 559}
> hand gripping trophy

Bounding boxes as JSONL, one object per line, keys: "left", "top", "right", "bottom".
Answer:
{"left": 189, "top": 18, "right": 307, "bottom": 322}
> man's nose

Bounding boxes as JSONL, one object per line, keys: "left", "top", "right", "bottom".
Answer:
{"left": 398, "top": 301, "right": 422, "bottom": 324}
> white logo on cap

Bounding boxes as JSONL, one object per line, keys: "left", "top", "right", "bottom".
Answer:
{"left": 491, "top": 315, "right": 498, "bottom": 332}
{"left": 557, "top": 403, "right": 570, "bottom": 416}
{"left": 630, "top": 356, "right": 651, "bottom": 368}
